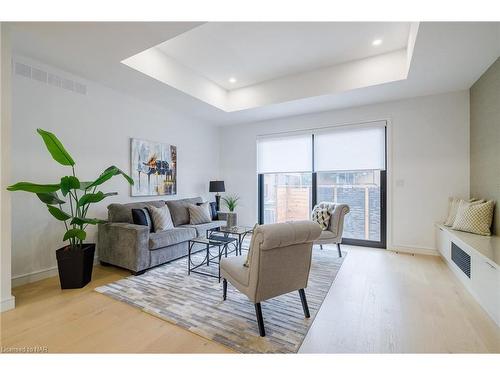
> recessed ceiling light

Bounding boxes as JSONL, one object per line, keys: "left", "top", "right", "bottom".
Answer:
{"left": 372, "top": 39, "right": 383, "bottom": 46}
{"left": 228, "top": 77, "right": 237, "bottom": 83}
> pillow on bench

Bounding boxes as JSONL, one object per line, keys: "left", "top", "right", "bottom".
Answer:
{"left": 452, "top": 200, "right": 495, "bottom": 236}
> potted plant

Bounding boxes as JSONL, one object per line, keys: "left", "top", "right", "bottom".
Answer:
{"left": 7, "top": 129, "right": 133, "bottom": 289}
{"left": 222, "top": 194, "right": 240, "bottom": 228}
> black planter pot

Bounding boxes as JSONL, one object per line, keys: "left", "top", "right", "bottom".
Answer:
{"left": 55, "top": 244, "right": 95, "bottom": 289}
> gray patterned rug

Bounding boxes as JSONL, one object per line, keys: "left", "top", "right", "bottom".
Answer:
{"left": 95, "top": 243, "right": 345, "bottom": 353}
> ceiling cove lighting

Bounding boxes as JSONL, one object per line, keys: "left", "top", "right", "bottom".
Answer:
{"left": 228, "top": 77, "right": 237, "bottom": 83}
{"left": 372, "top": 39, "right": 383, "bottom": 46}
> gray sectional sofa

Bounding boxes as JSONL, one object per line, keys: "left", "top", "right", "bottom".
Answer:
{"left": 97, "top": 197, "right": 226, "bottom": 275}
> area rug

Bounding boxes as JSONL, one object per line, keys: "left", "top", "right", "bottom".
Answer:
{"left": 95, "top": 243, "right": 345, "bottom": 353}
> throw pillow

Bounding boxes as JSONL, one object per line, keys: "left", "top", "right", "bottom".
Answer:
{"left": 188, "top": 202, "right": 212, "bottom": 224}
{"left": 444, "top": 197, "right": 483, "bottom": 227}
{"left": 131, "top": 208, "right": 154, "bottom": 233}
{"left": 452, "top": 200, "right": 495, "bottom": 236}
{"left": 244, "top": 223, "right": 260, "bottom": 268}
{"left": 311, "top": 206, "right": 331, "bottom": 230}
{"left": 147, "top": 204, "right": 174, "bottom": 232}
{"left": 197, "top": 201, "right": 217, "bottom": 220}
{"left": 444, "top": 197, "right": 462, "bottom": 227}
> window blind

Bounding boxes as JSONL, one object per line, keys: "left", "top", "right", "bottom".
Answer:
{"left": 314, "top": 122, "right": 386, "bottom": 171}
{"left": 256, "top": 133, "right": 312, "bottom": 173}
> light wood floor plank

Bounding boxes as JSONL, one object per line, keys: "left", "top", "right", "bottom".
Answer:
{"left": 1, "top": 246, "right": 499, "bottom": 353}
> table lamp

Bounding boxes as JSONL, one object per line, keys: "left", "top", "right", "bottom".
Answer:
{"left": 209, "top": 180, "right": 225, "bottom": 211}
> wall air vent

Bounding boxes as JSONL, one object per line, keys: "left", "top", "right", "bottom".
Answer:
{"left": 451, "top": 242, "right": 471, "bottom": 278}
{"left": 14, "top": 61, "right": 87, "bottom": 96}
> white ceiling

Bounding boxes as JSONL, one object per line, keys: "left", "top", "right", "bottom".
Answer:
{"left": 8, "top": 22, "right": 500, "bottom": 126}
{"left": 157, "top": 22, "right": 411, "bottom": 89}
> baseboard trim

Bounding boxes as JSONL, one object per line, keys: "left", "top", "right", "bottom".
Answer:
{"left": 11, "top": 265, "right": 59, "bottom": 288}
{"left": 1, "top": 295, "right": 16, "bottom": 312}
{"left": 12, "top": 256, "right": 99, "bottom": 288}
{"left": 388, "top": 244, "right": 439, "bottom": 256}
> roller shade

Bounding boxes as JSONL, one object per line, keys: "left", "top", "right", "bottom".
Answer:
{"left": 314, "top": 123, "right": 386, "bottom": 171}
{"left": 257, "top": 133, "right": 312, "bottom": 173}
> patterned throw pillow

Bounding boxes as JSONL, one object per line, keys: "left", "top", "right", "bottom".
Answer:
{"left": 311, "top": 206, "right": 331, "bottom": 230}
{"left": 188, "top": 202, "right": 212, "bottom": 225}
{"left": 452, "top": 200, "right": 495, "bottom": 236}
{"left": 444, "top": 197, "right": 483, "bottom": 226}
{"left": 147, "top": 205, "right": 174, "bottom": 232}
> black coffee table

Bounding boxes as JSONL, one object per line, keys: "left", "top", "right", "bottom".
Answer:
{"left": 187, "top": 235, "right": 238, "bottom": 282}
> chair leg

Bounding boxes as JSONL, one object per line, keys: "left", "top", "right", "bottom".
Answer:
{"left": 319, "top": 244, "right": 323, "bottom": 250}
{"left": 254, "top": 303, "right": 266, "bottom": 337}
{"left": 222, "top": 278, "right": 227, "bottom": 301}
{"left": 337, "top": 243, "right": 342, "bottom": 257}
{"left": 298, "top": 289, "right": 310, "bottom": 318}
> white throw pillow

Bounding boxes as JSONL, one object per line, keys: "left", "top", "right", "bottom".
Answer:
{"left": 147, "top": 205, "right": 174, "bottom": 232}
{"left": 188, "top": 203, "right": 212, "bottom": 225}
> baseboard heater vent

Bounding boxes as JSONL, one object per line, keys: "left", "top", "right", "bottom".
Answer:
{"left": 14, "top": 61, "right": 87, "bottom": 95}
{"left": 451, "top": 242, "right": 471, "bottom": 278}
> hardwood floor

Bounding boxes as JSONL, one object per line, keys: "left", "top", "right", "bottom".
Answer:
{"left": 300, "top": 246, "right": 500, "bottom": 353}
{"left": 0, "top": 265, "right": 232, "bottom": 353}
{"left": 1, "top": 246, "right": 499, "bottom": 353}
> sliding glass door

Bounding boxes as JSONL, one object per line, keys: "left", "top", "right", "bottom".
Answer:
{"left": 261, "top": 173, "right": 312, "bottom": 224}
{"left": 258, "top": 122, "right": 387, "bottom": 248}
{"left": 316, "top": 170, "right": 386, "bottom": 247}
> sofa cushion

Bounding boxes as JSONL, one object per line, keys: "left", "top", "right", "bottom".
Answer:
{"left": 108, "top": 200, "right": 165, "bottom": 223}
{"left": 180, "top": 220, "right": 226, "bottom": 237}
{"left": 166, "top": 197, "right": 203, "bottom": 226}
{"left": 149, "top": 227, "right": 197, "bottom": 250}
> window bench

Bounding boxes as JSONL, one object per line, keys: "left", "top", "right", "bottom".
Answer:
{"left": 436, "top": 224, "right": 500, "bottom": 327}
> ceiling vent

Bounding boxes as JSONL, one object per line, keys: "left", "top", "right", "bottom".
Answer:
{"left": 14, "top": 60, "right": 87, "bottom": 96}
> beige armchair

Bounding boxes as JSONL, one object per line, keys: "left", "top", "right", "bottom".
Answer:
{"left": 220, "top": 220, "right": 322, "bottom": 337}
{"left": 313, "top": 202, "right": 350, "bottom": 257}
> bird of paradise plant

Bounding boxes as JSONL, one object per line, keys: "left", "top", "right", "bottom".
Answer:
{"left": 7, "top": 128, "right": 133, "bottom": 250}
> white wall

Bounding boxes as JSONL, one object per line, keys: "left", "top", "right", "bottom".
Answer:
{"left": 219, "top": 91, "right": 470, "bottom": 254}
{"left": 10, "top": 56, "right": 220, "bottom": 286}
{"left": 1, "top": 23, "right": 15, "bottom": 311}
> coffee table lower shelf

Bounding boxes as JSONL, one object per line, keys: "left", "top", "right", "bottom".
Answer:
{"left": 187, "top": 235, "right": 238, "bottom": 282}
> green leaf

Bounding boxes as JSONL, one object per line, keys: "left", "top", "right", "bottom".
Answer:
{"left": 36, "top": 192, "right": 65, "bottom": 205}
{"left": 47, "top": 205, "right": 71, "bottom": 221}
{"left": 7, "top": 182, "right": 60, "bottom": 193}
{"left": 77, "top": 191, "right": 117, "bottom": 207}
{"left": 60, "top": 176, "right": 80, "bottom": 196}
{"left": 70, "top": 217, "right": 106, "bottom": 226}
{"left": 63, "top": 228, "right": 86, "bottom": 241}
{"left": 87, "top": 166, "right": 134, "bottom": 189}
{"left": 37, "top": 128, "right": 75, "bottom": 166}
{"left": 78, "top": 181, "right": 94, "bottom": 190}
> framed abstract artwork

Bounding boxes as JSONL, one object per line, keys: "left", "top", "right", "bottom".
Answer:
{"left": 130, "top": 138, "right": 177, "bottom": 196}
